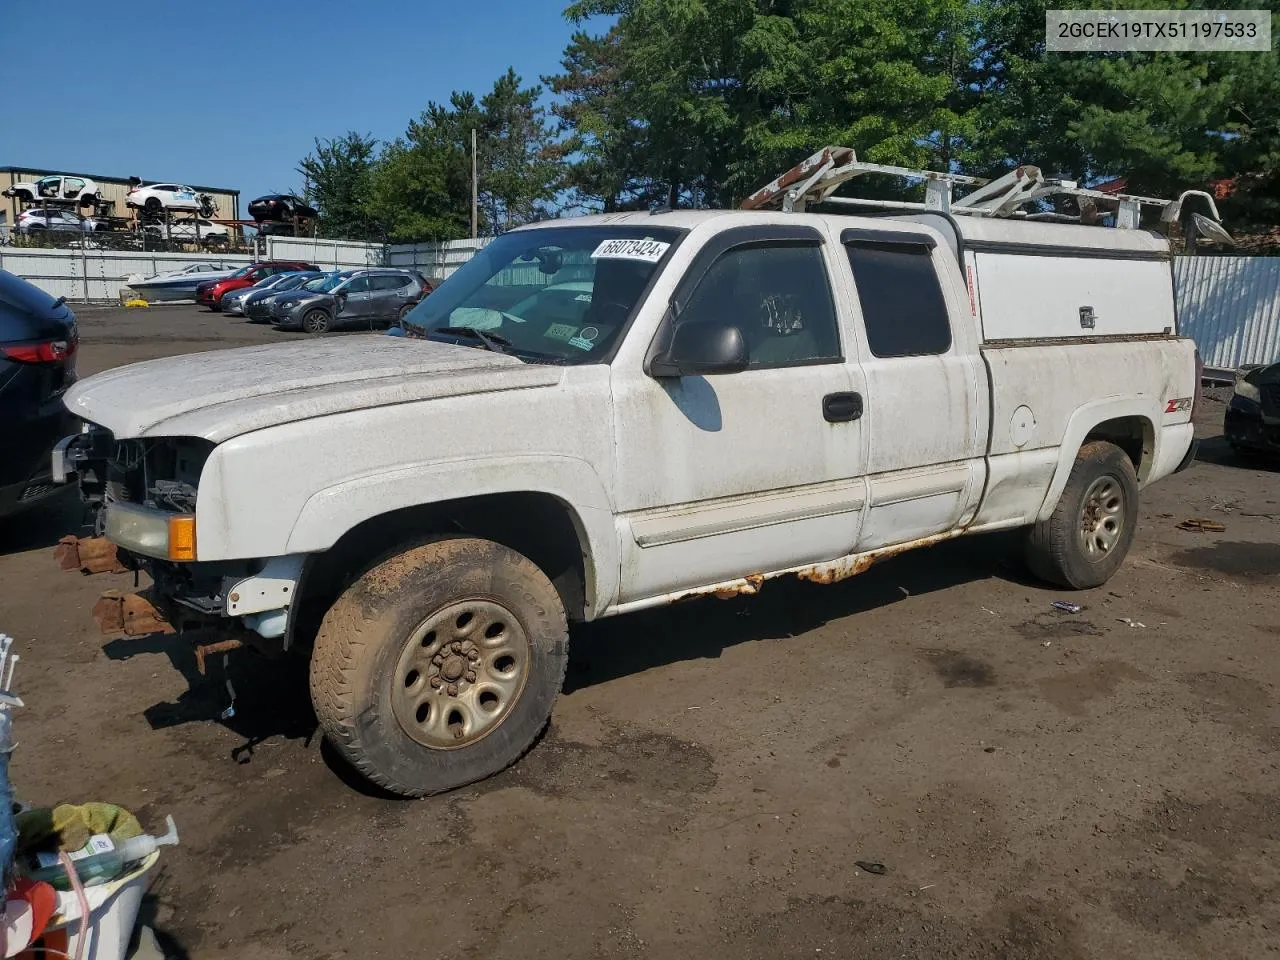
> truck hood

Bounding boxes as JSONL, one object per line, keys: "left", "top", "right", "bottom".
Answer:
{"left": 64, "top": 337, "right": 562, "bottom": 442}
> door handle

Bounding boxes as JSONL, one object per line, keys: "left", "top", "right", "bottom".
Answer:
{"left": 823, "top": 392, "right": 863, "bottom": 423}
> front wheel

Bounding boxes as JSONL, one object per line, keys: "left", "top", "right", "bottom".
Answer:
{"left": 1025, "top": 440, "right": 1139, "bottom": 589}
{"left": 302, "top": 309, "right": 330, "bottom": 335}
{"left": 310, "top": 537, "right": 568, "bottom": 797}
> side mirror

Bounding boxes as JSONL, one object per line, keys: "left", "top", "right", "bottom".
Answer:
{"left": 650, "top": 320, "right": 748, "bottom": 378}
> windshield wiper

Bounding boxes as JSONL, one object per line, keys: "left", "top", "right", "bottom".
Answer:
{"left": 430, "top": 326, "right": 513, "bottom": 353}
{"left": 417, "top": 325, "right": 569, "bottom": 364}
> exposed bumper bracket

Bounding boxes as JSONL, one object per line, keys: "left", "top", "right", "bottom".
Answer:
{"left": 92, "top": 590, "right": 176, "bottom": 637}
{"left": 54, "top": 536, "right": 126, "bottom": 575}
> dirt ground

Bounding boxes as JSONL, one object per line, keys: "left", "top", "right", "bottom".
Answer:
{"left": 1, "top": 304, "right": 1277, "bottom": 960}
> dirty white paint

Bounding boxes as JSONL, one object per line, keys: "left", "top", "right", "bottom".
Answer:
{"left": 977, "top": 254, "right": 1175, "bottom": 340}
{"left": 66, "top": 208, "right": 1196, "bottom": 623}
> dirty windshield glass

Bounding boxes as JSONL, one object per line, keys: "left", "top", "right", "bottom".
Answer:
{"left": 304, "top": 274, "right": 345, "bottom": 292}
{"left": 401, "top": 226, "right": 682, "bottom": 363}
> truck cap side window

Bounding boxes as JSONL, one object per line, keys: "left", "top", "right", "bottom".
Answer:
{"left": 677, "top": 242, "right": 840, "bottom": 369}
{"left": 844, "top": 242, "right": 951, "bottom": 358}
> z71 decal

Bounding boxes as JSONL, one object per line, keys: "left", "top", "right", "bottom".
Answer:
{"left": 1165, "top": 397, "right": 1193, "bottom": 413}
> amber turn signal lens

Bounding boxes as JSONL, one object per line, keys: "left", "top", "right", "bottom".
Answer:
{"left": 167, "top": 515, "right": 197, "bottom": 561}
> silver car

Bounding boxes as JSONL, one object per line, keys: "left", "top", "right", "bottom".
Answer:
{"left": 221, "top": 273, "right": 302, "bottom": 316}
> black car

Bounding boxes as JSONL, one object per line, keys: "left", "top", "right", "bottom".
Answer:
{"left": 0, "top": 270, "right": 78, "bottom": 517}
{"left": 248, "top": 194, "right": 319, "bottom": 222}
{"left": 1224, "top": 361, "right": 1280, "bottom": 456}
{"left": 271, "top": 269, "right": 433, "bottom": 335}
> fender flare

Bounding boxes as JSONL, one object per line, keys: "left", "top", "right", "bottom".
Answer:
{"left": 285, "top": 454, "right": 619, "bottom": 618}
{"left": 1034, "top": 397, "right": 1160, "bottom": 522}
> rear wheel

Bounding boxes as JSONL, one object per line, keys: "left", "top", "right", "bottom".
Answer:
{"left": 302, "top": 309, "right": 330, "bottom": 335}
{"left": 310, "top": 537, "right": 568, "bottom": 797}
{"left": 144, "top": 197, "right": 161, "bottom": 213}
{"left": 1025, "top": 440, "right": 1139, "bottom": 589}
{"left": 397, "top": 303, "right": 413, "bottom": 323}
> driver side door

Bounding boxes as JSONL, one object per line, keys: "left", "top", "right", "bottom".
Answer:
{"left": 336, "top": 275, "right": 372, "bottom": 320}
{"left": 610, "top": 224, "right": 868, "bottom": 605}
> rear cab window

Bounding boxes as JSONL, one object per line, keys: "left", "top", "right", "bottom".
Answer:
{"left": 842, "top": 229, "right": 952, "bottom": 357}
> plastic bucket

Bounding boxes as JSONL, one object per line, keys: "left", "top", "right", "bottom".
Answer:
{"left": 36, "top": 852, "right": 159, "bottom": 960}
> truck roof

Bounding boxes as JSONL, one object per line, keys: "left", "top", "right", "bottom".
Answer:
{"left": 519, "top": 209, "right": 1172, "bottom": 258}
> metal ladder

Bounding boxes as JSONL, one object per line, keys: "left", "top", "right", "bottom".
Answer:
{"left": 740, "top": 145, "right": 1228, "bottom": 234}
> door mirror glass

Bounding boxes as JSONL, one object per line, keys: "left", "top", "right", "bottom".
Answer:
{"left": 650, "top": 320, "right": 747, "bottom": 378}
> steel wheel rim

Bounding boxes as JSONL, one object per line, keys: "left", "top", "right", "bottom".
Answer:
{"left": 391, "top": 598, "right": 531, "bottom": 750}
{"left": 1079, "top": 474, "right": 1125, "bottom": 560}
{"left": 304, "top": 310, "right": 327, "bottom": 333}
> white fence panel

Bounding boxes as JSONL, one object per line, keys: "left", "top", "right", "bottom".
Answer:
{"left": 0, "top": 247, "right": 252, "bottom": 301}
{"left": 387, "top": 238, "right": 492, "bottom": 280}
{"left": 265, "top": 236, "right": 386, "bottom": 270}
{"left": 1175, "top": 256, "right": 1280, "bottom": 369}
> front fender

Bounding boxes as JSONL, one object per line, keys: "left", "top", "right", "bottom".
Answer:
{"left": 1035, "top": 397, "right": 1160, "bottom": 523}
{"left": 285, "top": 454, "right": 619, "bottom": 618}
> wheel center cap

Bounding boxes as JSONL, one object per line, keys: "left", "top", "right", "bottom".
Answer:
{"left": 442, "top": 656, "right": 466, "bottom": 682}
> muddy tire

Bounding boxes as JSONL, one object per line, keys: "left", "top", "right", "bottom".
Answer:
{"left": 310, "top": 537, "right": 568, "bottom": 797}
{"left": 1025, "top": 440, "right": 1140, "bottom": 589}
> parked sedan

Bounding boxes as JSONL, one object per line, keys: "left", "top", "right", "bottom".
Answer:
{"left": 17, "top": 209, "right": 106, "bottom": 234}
{"left": 241, "top": 271, "right": 323, "bottom": 321}
{"left": 196, "top": 260, "right": 319, "bottom": 310}
{"left": 1225, "top": 361, "right": 1280, "bottom": 457}
{"left": 0, "top": 270, "right": 78, "bottom": 517}
{"left": 141, "top": 218, "right": 230, "bottom": 245}
{"left": 270, "top": 269, "right": 432, "bottom": 334}
{"left": 248, "top": 195, "right": 318, "bottom": 222}
{"left": 221, "top": 272, "right": 307, "bottom": 316}
{"left": 127, "top": 183, "right": 215, "bottom": 216}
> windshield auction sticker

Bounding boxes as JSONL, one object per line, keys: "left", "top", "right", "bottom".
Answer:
{"left": 1047, "top": 9, "right": 1270, "bottom": 51}
{"left": 591, "top": 238, "right": 671, "bottom": 262}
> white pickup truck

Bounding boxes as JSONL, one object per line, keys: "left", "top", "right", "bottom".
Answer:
{"left": 55, "top": 153, "right": 1208, "bottom": 796}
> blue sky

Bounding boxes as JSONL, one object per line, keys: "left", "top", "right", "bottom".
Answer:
{"left": 4, "top": 0, "right": 601, "bottom": 209}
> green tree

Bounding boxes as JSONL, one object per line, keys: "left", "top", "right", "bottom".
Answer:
{"left": 296, "top": 132, "right": 379, "bottom": 239}
{"left": 547, "top": 27, "right": 663, "bottom": 211}
{"left": 555, "top": 0, "right": 985, "bottom": 208}
{"left": 368, "top": 93, "right": 480, "bottom": 242}
{"left": 973, "top": 0, "right": 1236, "bottom": 196}
{"left": 365, "top": 74, "right": 565, "bottom": 241}
{"left": 481, "top": 69, "right": 568, "bottom": 228}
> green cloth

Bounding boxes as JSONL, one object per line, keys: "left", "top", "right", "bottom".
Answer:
{"left": 15, "top": 802, "right": 142, "bottom": 855}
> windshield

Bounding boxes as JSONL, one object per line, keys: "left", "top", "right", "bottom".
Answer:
{"left": 401, "top": 226, "right": 682, "bottom": 364}
{"left": 274, "top": 273, "right": 314, "bottom": 291}
{"left": 253, "top": 274, "right": 287, "bottom": 289}
{"left": 303, "top": 273, "right": 346, "bottom": 293}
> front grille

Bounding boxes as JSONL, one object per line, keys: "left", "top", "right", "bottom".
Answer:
{"left": 1262, "top": 384, "right": 1280, "bottom": 418}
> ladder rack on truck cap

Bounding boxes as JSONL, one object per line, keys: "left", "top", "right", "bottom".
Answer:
{"left": 741, "top": 145, "right": 1229, "bottom": 237}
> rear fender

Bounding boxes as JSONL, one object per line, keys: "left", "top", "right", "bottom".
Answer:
{"left": 1035, "top": 398, "right": 1161, "bottom": 522}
